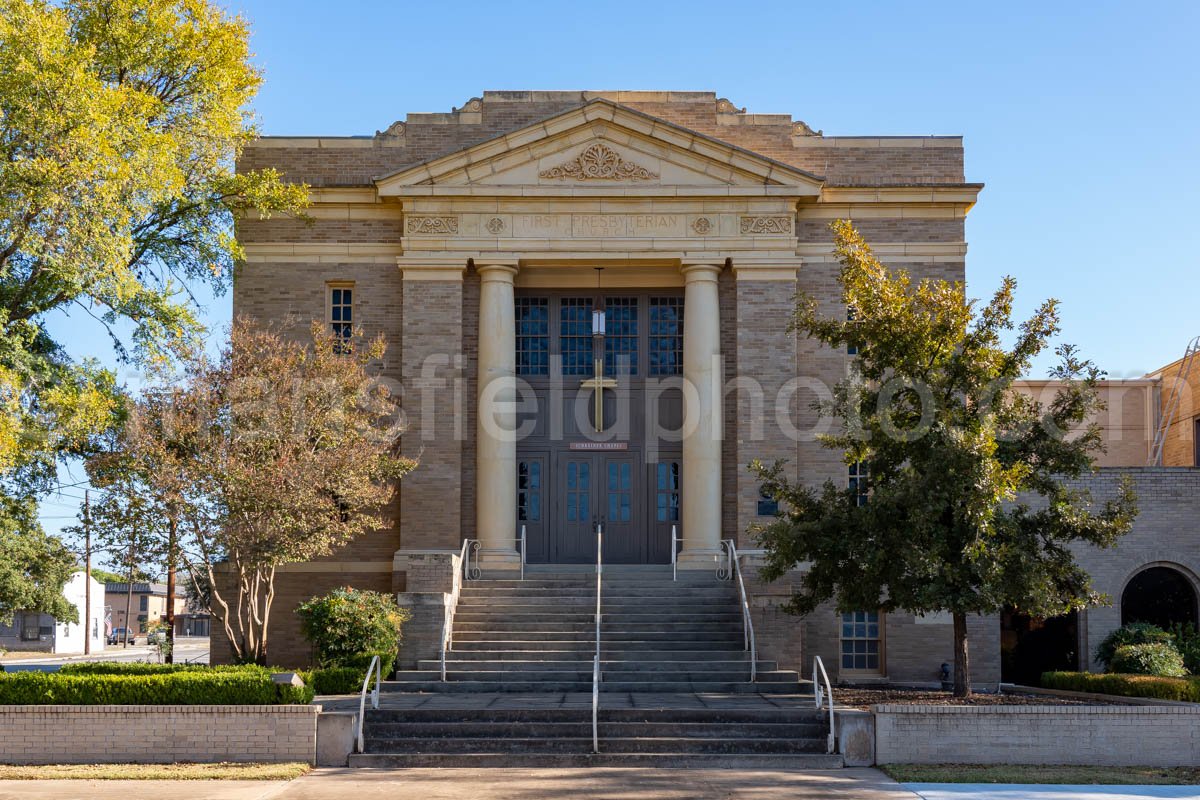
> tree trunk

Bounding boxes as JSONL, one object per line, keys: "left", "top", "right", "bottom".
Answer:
{"left": 952, "top": 611, "right": 971, "bottom": 698}
{"left": 164, "top": 516, "right": 177, "bottom": 664}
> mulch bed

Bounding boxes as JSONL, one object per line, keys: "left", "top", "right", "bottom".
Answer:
{"left": 835, "top": 686, "right": 1127, "bottom": 709}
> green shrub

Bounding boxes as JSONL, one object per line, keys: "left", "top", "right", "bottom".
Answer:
{"left": 306, "top": 666, "right": 367, "bottom": 695}
{"left": 0, "top": 670, "right": 314, "bottom": 705}
{"left": 1167, "top": 623, "right": 1200, "bottom": 674}
{"left": 296, "top": 586, "right": 408, "bottom": 673}
{"left": 59, "top": 662, "right": 271, "bottom": 676}
{"left": 1109, "top": 642, "right": 1187, "bottom": 677}
{"left": 1095, "top": 623, "right": 1174, "bottom": 669}
{"left": 1042, "top": 671, "right": 1200, "bottom": 701}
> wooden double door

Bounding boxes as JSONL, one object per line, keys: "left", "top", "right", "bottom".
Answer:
{"left": 518, "top": 451, "right": 681, "bottom": 565}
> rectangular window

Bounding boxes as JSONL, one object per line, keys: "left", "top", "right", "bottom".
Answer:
{"left": 517, "top": 460, "right": 542, "bottom": 522}
{"left": 330, "top": 285, "right": 353, "bottom": 352}
{"left": 846, "top": 306, "right": 858, "bottom": 356}
{"left": 655, "top": 461, "right": 681, "bottom": 522}
{"left": 649, "top": 297, "right": 684, "bottom": 376}
{"left": 139, "top": 595, "right": 148, "bottom": 612}
{"left": 559, "top": 298, "right": 594, "bottom": 376}
{"left": 840, "top": 611, "right": 883, "bottom": 673}
{"left": 516, "top": 297, "right": 549, "bottom": 376}
{"left": 603, "top": 297, "right": 638, "bottom": 376}
{"left": 607, "top": 461, "right": 632, "bottom": 523}
{"left": 849, "top": 461, "right": 868, "bottom": 507}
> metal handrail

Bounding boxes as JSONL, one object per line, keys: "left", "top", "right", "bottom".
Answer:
{"left": 354, "top": 654, "right": 382, "bottom": 753}
{"left": 592, "top": 522, "right": 602, "bottom": 754}
{"left": 812, "top": 655, "right": 836, "bottom": 754}
{"left": 721, "top": 539, "right": 757, "bottom": 682}
{"left": 440, "top": 538, "right": 474, "bottom": 681}
{"left": 670, "top": 525, "right": 677, "bottom": 582}
{"left": 519, "top": 525, "right": 527, "bottom": 582}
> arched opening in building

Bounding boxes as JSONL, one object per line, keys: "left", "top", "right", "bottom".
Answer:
{"left": 1001, "top": 609, "right": 1079, "bottom": 685}
{"left": 1121, "top": 566, "right": 1199, "bottom": 629}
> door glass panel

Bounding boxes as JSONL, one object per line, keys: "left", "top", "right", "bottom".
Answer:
{"left": 607, "top": 461, "right": 632, "bottom": 523}
{"left": 518, "top": 461, "right": 541, "bottom": 522}
{"left": 655, "top": 461, "right": 681, "bottom": 522}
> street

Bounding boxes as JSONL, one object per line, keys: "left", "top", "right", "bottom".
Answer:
{"left": 0, "top": 637, "right": 209, "bottom": 670}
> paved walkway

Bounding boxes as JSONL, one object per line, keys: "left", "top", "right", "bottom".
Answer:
{"left": 317, "top": 691, "right": 820, "bottom": 712}
{"left": 907, "top": 787, "right": 1200, "bottom": 800}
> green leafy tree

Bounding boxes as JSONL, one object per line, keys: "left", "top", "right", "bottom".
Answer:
{"left": 0, "top": 497, "right": 77, "bottom": 624}
{"left": 753, "top": 220, "right": 1138, "bottom": 696}
{"left": 0, "top": 0, "right": 307, "bottom": 583}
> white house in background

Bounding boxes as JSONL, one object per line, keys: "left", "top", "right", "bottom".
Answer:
{"left": 0, "top": 571, "right": 105, "bottom": 654}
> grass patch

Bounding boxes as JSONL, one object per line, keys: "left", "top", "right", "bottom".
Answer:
{"left": 881, "top": 764, "right": 1200, "bottom": 785}
{"left": 0, "top": 762, "right": 312, "bottom": 781}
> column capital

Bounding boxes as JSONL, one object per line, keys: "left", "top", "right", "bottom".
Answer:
{"left": 680, "top": 262, "right": 722, "bottom": 283}
{"left": 476, "top": 261, "right": 519, "bottom": 282}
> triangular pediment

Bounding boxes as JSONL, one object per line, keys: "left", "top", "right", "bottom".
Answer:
{"left": 375, "top": 100, "right": 824, "bottom": 196}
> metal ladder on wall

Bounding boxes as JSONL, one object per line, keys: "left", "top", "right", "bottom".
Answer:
{"left": 1149, "top": 335, "right": 1200, "bottom": 466}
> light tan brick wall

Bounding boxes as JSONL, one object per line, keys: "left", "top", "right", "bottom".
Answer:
{"left": 1156, "top": 357, "right": 1199, "bottom": 467}
{"left": 875, "top": 705, "right": 1200, "bottom": 766}
{"left": 0, "top": 706, "right": 317, "bottom": 765}
{"left": 1015, "top": 380, "right": 1156, "bottom": 468}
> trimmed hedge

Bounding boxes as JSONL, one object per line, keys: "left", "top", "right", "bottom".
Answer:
{"left": 305, "top": 666, "right": 366, "bottom": 695}
{"left": 1042, "top": 671, "right": 1200, "bottom": 702}
{"left": 1110, "top": 643, "right": 1188, "bottom": 677}
{"left": 0, "top": 670, "right": 314, "bottom": 705}
{"left": 59, "top": 663, "right": 271, "bottom": 677}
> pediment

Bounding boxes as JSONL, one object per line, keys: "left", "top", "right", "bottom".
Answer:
{"left": 375, "top": 100, "right": 823, "bottom": 196}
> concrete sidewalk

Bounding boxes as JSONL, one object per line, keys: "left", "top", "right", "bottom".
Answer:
{"left": 906, "top": 786, "right": 1200, "bottom": 799}
{"left": 0, "top": 767, "right": 918, "bottom": 800}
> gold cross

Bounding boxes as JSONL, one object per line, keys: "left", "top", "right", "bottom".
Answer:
{"left": 579, "top": 356, "right": 618, "bottom": 432}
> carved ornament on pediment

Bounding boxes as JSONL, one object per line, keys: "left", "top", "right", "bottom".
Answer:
{"left": 538, "top": 143, "right": 659, "bottom": 181}
{"left": 406, "top": 216, "right": 459, "bottom": 235}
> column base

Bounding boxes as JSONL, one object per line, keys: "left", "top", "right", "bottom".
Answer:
{"left": 477, "top": 547, "right": 522, "bottom": 577}
{"left": 676, "top": 547, "right": 725, "bottom": 572}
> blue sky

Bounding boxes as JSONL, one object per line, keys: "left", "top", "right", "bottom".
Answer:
{"left": 42, "top": 0, "right": 1200, "bottom": 547}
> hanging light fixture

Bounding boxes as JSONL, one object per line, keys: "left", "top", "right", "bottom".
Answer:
{"left": 591, "top": 267, "right": 606, "bottom": 335}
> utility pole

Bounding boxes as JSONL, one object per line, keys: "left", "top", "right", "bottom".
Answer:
{"left": 123, "top": 534, "right": 135, "bottom": 647}
{"left": 165, "top": 514, "right": 177, "bottom": 664}
{"left": 83, "top": 490, "right": 91, "bottom": 655}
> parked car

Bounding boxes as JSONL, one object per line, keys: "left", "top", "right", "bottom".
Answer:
{"left": 108, "top": 628, "right": 137, "bottom": 645}
{"left": 146, "top": 630, "right": 166, "bottom": 645}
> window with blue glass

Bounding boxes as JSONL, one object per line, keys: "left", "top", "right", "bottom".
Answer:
{"left": 517, "top": 460, "right": 541, "bottom": 521}
{"left": 607, "top": 462, "right": 632, "bottom": 522}
{"left": 603, "top": 297, "right": 638, "bottom": 375}
{"left": 559, "top": 298, "right": 593, "bottom": 376}
{"left": 849, "top": 461, "right": 868, "bottom": 507}
{"left": 757, "top": 485, "right": 779, "bottom": 517}
{"left": 649, "top": 297, "right": 684, "bottom": 376}
{"left": 840, "top": 611, "right": 882, "bottom": 672}
{"left": 565, "top": 461, "right": 590, "bottom": 522}
{"left": 655, "top": 461, "right": 680, "bottom": 522}
{"left": 330, "top": 285, "right": 353, "bottom": 352}
{"left": 516, "top": 297, "right": 549, "bottom": 376}
{"left": 846, "top": 306, "right": 858, "bottom": 356}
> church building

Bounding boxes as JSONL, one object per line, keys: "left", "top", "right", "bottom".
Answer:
{"left": 230, "top": 91, "right": 1199, "bottom": 686}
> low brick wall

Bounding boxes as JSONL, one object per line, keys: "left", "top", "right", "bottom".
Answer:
{"left": 0, "top": 705, "right": 318, "bottom": 765}
{"left": 874, "top": 704, "right": 1200, "bottom": 766}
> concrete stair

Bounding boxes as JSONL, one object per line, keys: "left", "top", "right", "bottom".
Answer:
{"left": 350, "top": 707, "right": 841, "bottom": 769}
{"left": 386, "top": 568, "right": 807, "bottom": 694}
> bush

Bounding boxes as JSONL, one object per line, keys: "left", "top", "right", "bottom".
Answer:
{"left": 1167, "top": 623, "right": 1200, "bottom": 675}
{"left": 1109, "top": 642, "right": 1187, "bottom": 677}
{"left": 1095, "top": 623, "right": 1174, "bottom": 669}
{"left": 59, "top": 662, "right": 271, "bottom": 676}
{"left": 0, "top": 669, "right": 314, "bottom": 705}
{"left": 296, "top": 586, "right": 409, "bottom": 673}
{"left": 305, "top": 666, "right": 367, "bottom": 695}
{"left": 1042, "top": 671, "right": 1200, "bottom": 701}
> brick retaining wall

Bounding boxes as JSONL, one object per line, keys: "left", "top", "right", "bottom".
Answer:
{"left": 874, "top": 704, "right": 1200, "bottom": 766}
{"left": 0, "top": 705, "right": 318, "bottom": 765}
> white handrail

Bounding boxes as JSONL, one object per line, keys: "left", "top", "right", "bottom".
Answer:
{"left": 812, "top": 655, "right": 836, "bottom": 755}
{"left": 519, "top": 525, "right": 527, "bottom": 582}
{"left": 721, "top": 540, "right": 757, "bottom": 682}
{"left": 440, "top": 539, "right": 473, "bottom": 682}
{"left": 670, "top": 524, "right": 677, "bottom": 582}
{"left": 592, "top": 522, "right": 602, "bottom": 754}
{"left": 354, "top": 654, "right": 382, "bottom": 753}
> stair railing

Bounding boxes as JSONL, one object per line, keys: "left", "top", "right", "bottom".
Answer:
{"left": 812, "top": 655, "right": 836, "bottom": 754}
{"left": 720, "top": 539, "right": 757, "bottom": 682}
{"left": 670, "top": 524, "right": 678, "bottom": 582}
{"left": 354, "top": 654, "right": 382, "bottom": 753}
{"left": 519, "top": 524, "right": 527, "bottom": 582}
{"left": 440, "top": 538, "right": 475, "bottom": 682}
{"left": 592, "top": 521, "right": 602, "bottom": 754}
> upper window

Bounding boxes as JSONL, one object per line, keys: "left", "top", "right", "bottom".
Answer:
{"left": 841, "top": 611, "right": 883, "bottom": 673}
{"left": 649, "top": 297, "right": 684, "bottom": 376}
{"left": 603, "top": 297, "right": 638, "bottom": 375}
{"left": 516, "top": 297, "right": 549, "bottom": 376}
{"left": 330, "top": 285, "right": 353, "bottom": 352}
{"left": 559, "top": 298, "right": 594, "bottom": 376}
{"left": 846, "top": 306, "right": 858, "bottom": 356}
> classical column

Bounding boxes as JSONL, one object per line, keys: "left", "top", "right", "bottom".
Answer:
{"left": 475, "top": 262, "right": 521, "bottom": 570}
{"left": 678, "top": 262, "right": 724, "bottom": 568}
